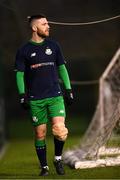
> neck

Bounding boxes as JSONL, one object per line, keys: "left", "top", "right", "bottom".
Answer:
{"left": 31, "top": 32, "right": 44, "bottom": 43}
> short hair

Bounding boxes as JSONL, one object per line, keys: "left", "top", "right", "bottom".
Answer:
{"left": 27, "top": 14, "right": 46, "bottom": 24}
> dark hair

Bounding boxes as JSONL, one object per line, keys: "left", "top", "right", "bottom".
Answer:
{"left": 27, "top": 14, "right": 46, "bottom": 24}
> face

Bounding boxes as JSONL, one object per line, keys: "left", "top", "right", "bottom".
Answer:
{"left": 32, "top": 18, "right": 50, "bottom": 38}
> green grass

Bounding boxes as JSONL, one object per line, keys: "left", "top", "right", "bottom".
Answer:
{"left": 0, "top": 118, "right": 120, "bottom": 179}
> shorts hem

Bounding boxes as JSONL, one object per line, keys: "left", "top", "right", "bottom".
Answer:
{"left": 49, "top": 114, "right": 66, "bottom": 118}
{"left": 32, "top": 121, "right": 48, "bottom": 127}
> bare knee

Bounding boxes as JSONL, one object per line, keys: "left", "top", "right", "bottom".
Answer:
{"left": 52, "top": 122, "right": 68, "bottom": 141}
{"left": 35, "top": 129, "right": 46, "bottom": 139}
{"left": 34, "top": 124, "right": 47, "bottom": 140}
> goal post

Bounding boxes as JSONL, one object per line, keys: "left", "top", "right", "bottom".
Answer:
{"left": 63, "top": 47, "right": 120, "bottom": 169}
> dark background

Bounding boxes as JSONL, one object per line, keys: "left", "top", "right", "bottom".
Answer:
{"left": 0, "top": 0, "right": 120, "bottom": 121}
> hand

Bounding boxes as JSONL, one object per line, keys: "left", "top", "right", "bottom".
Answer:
{"left": 64, "top": 89, "right": 74, "bottom": 106}
{"left": 19, "top": 94, "right": 30, "bottom": 110}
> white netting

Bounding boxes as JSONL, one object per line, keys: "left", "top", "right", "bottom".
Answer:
{"left": 63, "top": 48, "right": 120, "bottom": 169}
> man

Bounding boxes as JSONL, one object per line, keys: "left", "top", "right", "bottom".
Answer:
{"left": 15, "top": 14, "right": 73, "bottom": 176}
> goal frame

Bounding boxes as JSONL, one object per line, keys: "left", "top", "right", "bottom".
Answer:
{"left": 63, "top": 47, "right": 120, "bottom": 169}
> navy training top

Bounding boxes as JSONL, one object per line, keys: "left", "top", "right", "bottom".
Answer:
{"left": 15, "top": 38, "right": 65, "bottom": 100}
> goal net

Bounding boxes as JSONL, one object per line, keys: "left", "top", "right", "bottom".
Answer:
{"left": 63, "top": 48, "right": 120, "bottom": 169}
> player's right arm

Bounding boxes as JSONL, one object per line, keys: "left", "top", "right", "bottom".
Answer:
{"left": 15, "top": 48, "right": 29, "bottom": 109}
{"left": 16, "top": 71, "right": 25, "bottom": 94}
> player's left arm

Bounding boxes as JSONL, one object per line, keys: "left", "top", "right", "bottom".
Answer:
{"left": 58, "top": 64, "right": 74, "bottom": 105}
{"left": 55, "top": 42, "right": 71, "bottom": 89}
{"left": 58, "top": 64, "right": 71, "bottom": 90}
{"left": 55, "top": 42, "right": 74, "bottom": 105}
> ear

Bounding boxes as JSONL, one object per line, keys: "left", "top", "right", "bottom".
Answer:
{"left": 32, "top": 25, "right": 37, "bottom": 32}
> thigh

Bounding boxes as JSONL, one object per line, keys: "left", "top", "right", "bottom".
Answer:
{"left": 48, "top": 96, "right": 66, "bottom": 118}
{"left": 52, "top": 116, "right": 65, "bottom": 125}
{"left": 29, "top": 100, "right": 48, "bottom": 126}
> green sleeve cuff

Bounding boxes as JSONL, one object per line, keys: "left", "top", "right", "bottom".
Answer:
{"left": 58, "top": 64, "right": 71, "bottom": 89}
{"left": 16, "top": 71, "right": 25, "bottom": 94}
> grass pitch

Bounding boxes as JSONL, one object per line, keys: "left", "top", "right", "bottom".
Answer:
{"left": 0, "top": 117, "right": 120, "bottom": 179}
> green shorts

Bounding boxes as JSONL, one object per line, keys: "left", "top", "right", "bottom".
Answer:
{"left": 29, "top": 96, "right": 66, "bottom": 126}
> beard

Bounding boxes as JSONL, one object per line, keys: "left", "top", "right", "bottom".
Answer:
{"left": 37, "top": 31, "right": 49, "bottom": 38}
